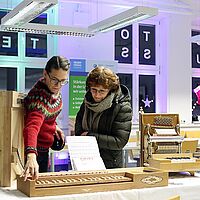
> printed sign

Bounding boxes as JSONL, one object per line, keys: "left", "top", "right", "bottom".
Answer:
{"left": 114, "top": 25, "right": 132, "bottom": 64}
{"left": 70, "top": 59, "right": 86, "bottom": 72}
{"left": 0, "top": 32, "right": 18, "bottom": 56}
{"left": 69, "top": 72, "right": 88, "bottom": 118}
{"left": 139, "top": 24, "right": 156, "bottom": 65}
{"left": 86, "top": 60, "right": 118, "bottom": 72}
{"left": 25, "top": 33, "right": 47, "bottom": 57}
{"left": 192, "top": 30, "right": 200, "bottom": 68}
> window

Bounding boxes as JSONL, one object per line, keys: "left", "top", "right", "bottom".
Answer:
{"left": 25, "top": 68, "right": 43, "bottom": 92}
{"left": 192, "top": 30, "right": 200, "bottom": 121}
{"left": 25, "top": 14, "right": 47, "bottom": 58}
{"left": 0, "top": 67, "right": 17, "bottom": 91}
{"left": 118, "top": 73, "right": 133, "bottom": 107}
{"left": 192, "top": 77, "right": 200, "bottom": 121}
{"left": 192, "top": 30, "right": 200, "bottom": 69}
{"left": 139, "top": 74, "right": 155, "bottom": 113}
{"left": 0, "top": 10, "right": 18, "bottom": 56}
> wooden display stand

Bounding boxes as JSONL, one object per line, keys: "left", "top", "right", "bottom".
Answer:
{"left": 17, "top": 167, "right": 168, "bottom": 197}
{"left": 139, "top": 113, "right": 200, "bottom": 174}
{"left": 139, "top": 113, "right": 180, "bottom": 166}
{"left": 0, "top": 91, "right": 25, "bottom": 187}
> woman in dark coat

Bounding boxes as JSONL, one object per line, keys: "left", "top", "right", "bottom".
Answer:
{"left": 75, "top": 66, "right": 132, "bottom": 168}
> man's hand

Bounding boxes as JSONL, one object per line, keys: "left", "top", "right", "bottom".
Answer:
{"left": 21, "top": 153, "right": 39, "bottom": 181}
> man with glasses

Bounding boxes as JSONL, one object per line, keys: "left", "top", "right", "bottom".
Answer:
{"left": 75, "top": 66, "right": 132, "bottom": 169}
{"left": 22, "top": 56, "right": 70, "bottom": 181}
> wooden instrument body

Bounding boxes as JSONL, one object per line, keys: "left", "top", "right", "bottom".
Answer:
{"left": 17, "top": 167, "right": 168, "bottom": 197}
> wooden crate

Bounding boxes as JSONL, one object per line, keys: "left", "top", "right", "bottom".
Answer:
{"left": 0, "top": 91, "right": 25, "bottom": 187}
{"left": 17, "top": 167, "right": 168, "bottom": 197}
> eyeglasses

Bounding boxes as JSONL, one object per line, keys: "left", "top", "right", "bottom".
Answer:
{"left": 90, "top": 87, "right": 109, "bottom": 95}
{"left": 47, "top": 72, "right": 68, "bottom": 86}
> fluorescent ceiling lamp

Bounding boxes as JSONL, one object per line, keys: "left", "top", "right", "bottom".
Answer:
{"left": 1, "top": 0, "right": 57, "bottom": 26}
{"left": 0, "top": 23, "right": 95, "bottom": 37}
{"left": 88, "top": 6, "right": 158, "bottom": 33}
{"left": 0, "top": 4, "right": 157, "bottom": 37}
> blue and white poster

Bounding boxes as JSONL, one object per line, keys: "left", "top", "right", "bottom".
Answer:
{"left": 86, "top": 60, "right": 118, "bottom": 72}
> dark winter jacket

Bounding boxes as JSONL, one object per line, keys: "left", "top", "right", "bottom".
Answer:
{"left": 75, "top": 84, "right": 132, "bottom": 168}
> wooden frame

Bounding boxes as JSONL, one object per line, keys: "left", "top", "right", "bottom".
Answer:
{"left": 0, "top": 91, "right": 24, "bottom": 187}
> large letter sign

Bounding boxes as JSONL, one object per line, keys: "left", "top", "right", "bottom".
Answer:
{"left": 26, "top": 33, "right": 47, "bottom": 57}
{"left": 0, "top": 32, "right": 18, "bottom": 56}
{"left": 115, "top": 25, "right": 132, "bottom": 64}
{"left": 192, "top": 30, "right": 200, "bottom": 68}
{"left": 139, "top": 24, "right": 155, "bottom": 65}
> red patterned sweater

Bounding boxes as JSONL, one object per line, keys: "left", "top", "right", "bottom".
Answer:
{"left": 23, "top": 78, "right": 62, "bottom": 155}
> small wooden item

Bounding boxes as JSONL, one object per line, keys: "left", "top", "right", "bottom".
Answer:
{"left": 168, "top": 195, "right": 180, "bottom": 200}
{"left": 181, "top": 139, "right": 198, "bottom": 153}
{"left": 0, "top": 91, "right": 25, "bottom": 187}
{"left": 17, "top": 167, "right": 168, "bottom": 197}
{"left": 148, "top": 153, "right": 200, "bottom": 172}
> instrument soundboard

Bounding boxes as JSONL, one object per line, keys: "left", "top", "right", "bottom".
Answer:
{"left": 17, "top": 167, "right": 168, "bottom": 197}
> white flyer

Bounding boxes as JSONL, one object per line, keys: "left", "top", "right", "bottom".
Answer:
{"left": 66, "top": 136, "right": 106, "bottom": 171}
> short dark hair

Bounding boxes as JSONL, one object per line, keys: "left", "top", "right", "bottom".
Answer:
{"left": 86, "top": 66, "right": 120, "bottom": 92}
{"left": 45, "top": 56, "right": 70, "bottom": 73}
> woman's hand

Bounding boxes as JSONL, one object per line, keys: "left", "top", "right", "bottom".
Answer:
{"left": 22, "top": 153, "right": 39, "bottom": 181}
{"left": 81, "top": 131, "right": 88, "bottom": 136}
{"left": 55, "top": 125, "right": 65, "bottom": 145}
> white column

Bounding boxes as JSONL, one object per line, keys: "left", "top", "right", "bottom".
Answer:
{"left": 159, "top": 14, "right": 192, "bottom": 123}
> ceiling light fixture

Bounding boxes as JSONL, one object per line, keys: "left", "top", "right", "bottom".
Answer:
{"left": 1, "top": 0, "right": 57, "bottom": 26}
{"left": 0, "top": 23, "right": 94, "bottom": 37}
{"left": 0, "top": 3, "right": 158, "bottom": 37}
{"left": 88, "top": 6, "right": 158, "bottom": 33}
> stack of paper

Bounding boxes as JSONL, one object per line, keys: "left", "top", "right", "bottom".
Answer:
{"left": 66, "top": 136, "right": 106, "bottom": 171}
